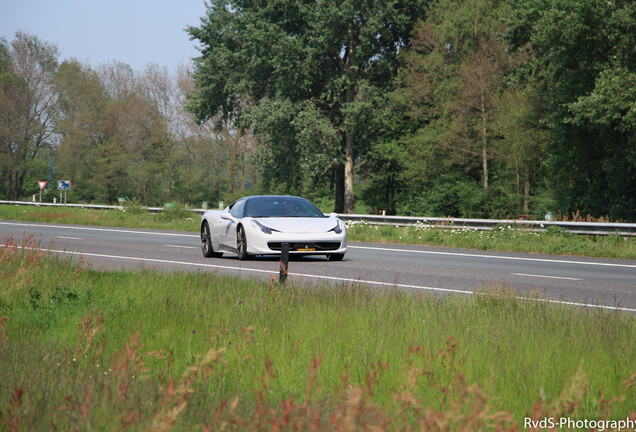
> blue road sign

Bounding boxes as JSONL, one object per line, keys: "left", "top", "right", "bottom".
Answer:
{"left": 58, "top": 180, "right": 71, "bottom": 191}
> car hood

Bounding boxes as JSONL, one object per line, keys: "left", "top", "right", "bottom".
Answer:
{"left": 253, "top": 217, "right": 340, "bottom": 234}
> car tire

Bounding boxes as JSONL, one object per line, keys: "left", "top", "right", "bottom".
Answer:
{"left": 201, "top": 222, "right": 222, "bottom": 258}
{"left": 327, "top": 253, "right": 345, "bottom": 261}
{"left": 236, "top": 225, "right": 251, "bottom": 260}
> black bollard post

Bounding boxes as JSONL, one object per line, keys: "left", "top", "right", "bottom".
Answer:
{"left": 279, "top": 242, "right": 289, "bottom": 283}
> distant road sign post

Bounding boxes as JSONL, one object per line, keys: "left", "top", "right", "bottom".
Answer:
{"left": 37, "top": 181, "right": 47, "bottom": 202}
{"left": 58, "top": 180, "right": 71, "bottom": 204}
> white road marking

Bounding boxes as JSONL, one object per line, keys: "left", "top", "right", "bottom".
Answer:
{"left": 348, "top": 245, "right": 636, "bottom": 269}
{"left": 55, "top": 236, "right": 82, "bottom": 240}
{"left": 164, "top": 245, "right": 199, "bottom": 249}
{"left": 0, "top": 221, "right": 197, "bottom": 237}
{"left": 17, "top": 245, "right": 636, "bottom": 313}
{"left": 512, "top": 273, "right": 582, "bottom": 281}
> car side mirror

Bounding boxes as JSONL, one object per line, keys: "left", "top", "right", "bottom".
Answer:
{"left": 220, "top": 213, "right": 233, "bottom": 221}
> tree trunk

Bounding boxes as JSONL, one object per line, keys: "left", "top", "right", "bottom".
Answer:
{"left": 167, "top": 171, "right": 172, "bottom": 200}
{"left": 240, "top": 153, "right": 246, "bottom": 190}
{"left": 480, "top": 93, "right": 488, "bottom": 192}
{"left": 523, "top": 164, "right": 530, "bottom": 213}
{"left": 481, "top": 136, "right": 488, "bottom": 192}
{"left": 345, "top": 133, "right": 354, "bottom": 213}
{"left": 227, "top": 141, "right": 235, "bottom": 194}
{"left": 16, "top": 169, "right": 26, "bottom": 201}
{"left": 515, "top": 159, "right": 520, "bottom": 213}
{"left": 387, "top": 174, "right": 394, "bottom": 215}
{"left": 334, "top": 163, "right": 344, "bottom": 213}
{"left": 344, "top": 86, "right": 355, "bottom": 213}
{"left": 6, "top": 166, "right": 12, "bottom": 200}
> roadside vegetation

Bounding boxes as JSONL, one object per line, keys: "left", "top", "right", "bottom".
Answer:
{"left": 1, "top": 235, "right": 635, "bottom": 430}
{"left": 1, "top": 204, "right": 635, "bottom": 260}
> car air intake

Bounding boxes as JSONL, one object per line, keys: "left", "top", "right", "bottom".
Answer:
{"left": 268, "top": 242, "right": 341, "bottom": 251}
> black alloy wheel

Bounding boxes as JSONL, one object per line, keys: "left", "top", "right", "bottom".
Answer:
{"left": 236, "top": 225, "right": 250, "bottom": 260}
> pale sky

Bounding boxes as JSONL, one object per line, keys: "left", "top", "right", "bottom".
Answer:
{"left": 1, "top": 0, "right": 207, "bottom": 71}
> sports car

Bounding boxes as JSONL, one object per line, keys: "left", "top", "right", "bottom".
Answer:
{"left": 200, "top": 195, "right": 347, "bottom": 260}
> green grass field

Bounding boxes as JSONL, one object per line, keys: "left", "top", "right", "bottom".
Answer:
{"left": 1, "top": 235, "right": 634, "bottom": 430}
{"left": 1, "top": 203, "right": 635, "bottom": 259}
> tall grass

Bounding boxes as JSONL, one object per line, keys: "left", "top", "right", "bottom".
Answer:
{"left": 1, "top": 235, "right": 634, "bottom": 430}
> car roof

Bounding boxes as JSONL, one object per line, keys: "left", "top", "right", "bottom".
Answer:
{"left": 240, "top": 195, "right": 304, "bottom": 201}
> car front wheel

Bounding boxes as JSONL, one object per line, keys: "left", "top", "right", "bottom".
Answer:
{"left": 236, "top": 225, "right": 251, "bottom": 260}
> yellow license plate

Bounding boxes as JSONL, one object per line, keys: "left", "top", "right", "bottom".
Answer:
{"left": 298, "top": 248, "right": 315, "bottom": 252}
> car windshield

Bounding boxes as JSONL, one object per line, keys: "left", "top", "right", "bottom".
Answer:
{"left": 244, "top": 197, "right": 325, "bottom": 218}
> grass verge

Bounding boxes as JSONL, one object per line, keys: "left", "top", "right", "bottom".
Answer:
{"left": 0, "top": 203, "right": 201, "bottom": 232}
{"left": 1, "top": 234, "right": 635, "bottom": 430}
{"left": 347, "top": 221, "right": 636, "bottom": 260}
{"left": 2, "top": 203, "right": 636, "bottom": 259}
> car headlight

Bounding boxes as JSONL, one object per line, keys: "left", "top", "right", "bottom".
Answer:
{"left": 330, "top": 220, "right": 342, "bottom": 234}
{"left": 252, "top": 219, "right": 276, "bottom": 234}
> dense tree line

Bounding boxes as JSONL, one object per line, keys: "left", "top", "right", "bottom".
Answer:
{"left": 1, "top": 0, "right": 635, "bottom": 220}
{"left": 1, "top": 33, "right": 256, "bottom": 207}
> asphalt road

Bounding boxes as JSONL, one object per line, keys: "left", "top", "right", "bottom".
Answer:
{"left": 2, "top": 220, "right": 635, "bottom": 312}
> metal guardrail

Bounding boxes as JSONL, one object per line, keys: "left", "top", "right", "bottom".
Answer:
{"left": 0, "top": 200, "right": 170, "bottom": 213}
{"left": 337, "top": 214, "right": 636, "bottom": 237}
{"left": 1, "top": 200, "right": 635, "bottom": 236}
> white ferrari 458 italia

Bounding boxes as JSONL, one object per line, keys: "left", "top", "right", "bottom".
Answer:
{"left": 200, "top": 195, "right": 347, "bottom": 260}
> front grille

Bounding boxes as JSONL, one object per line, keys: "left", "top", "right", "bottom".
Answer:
{"left": 268, "top": 242, "right": 341, "bottom": 252}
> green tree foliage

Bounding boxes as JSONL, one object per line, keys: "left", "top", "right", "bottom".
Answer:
{"left": 187, "top": 0, "right": 428, "bottom": 212}
{"left": 0, "top": 32, "right": 59, "bottom": 200}
{"left": 55, "top": 60, "right": 164, "bottom": 204}
{"left": 55, "top": 60, "right": 111, "bottom": 202}
{"left": 505, "top": 0, "right": 636, "bottom": 220}
{"left": 380, "top": 0, "right": 527, "bottom": 217}
{"left": 172, "top": 65, "right": 259, "bottom": 206}
{"left": 1, "top": 3, "right": 634, "bottom": 221}
{"left": 495, "top": 82, "right": 551, "bottom": 214}
{"left": 52, "top": 59, "right": 256, "bottom": 207}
